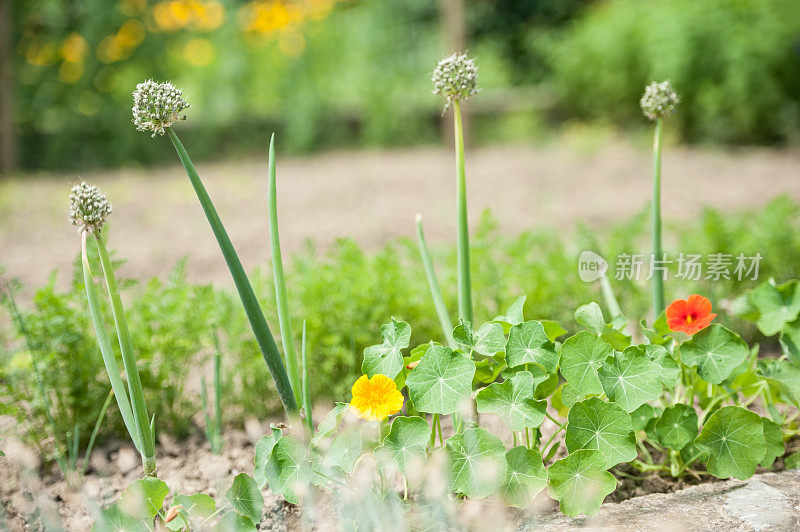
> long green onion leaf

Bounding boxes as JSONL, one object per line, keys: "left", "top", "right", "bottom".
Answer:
{"left": 79, "top": 233, "right": 140, "bottom": 452}
{"left": 415, "top": 215, "right": 456, "bottom": 349}
{"left": 301, "top": 320, "right": 313, "bottom": 435}
{"left": 166, "top": 127, "right": 298, "bottom": 416}
{"left": 81, "top": 389, "right": 114, "bottom": 477}
{"left": 94, "top": 233, "right": 155, "bottom": 475}
{"left": 267, "top": 134, "right": 302, "bottom": 405}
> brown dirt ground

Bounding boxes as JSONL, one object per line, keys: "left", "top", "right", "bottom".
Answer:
{"left": 2, "top": 138, "right": 800, "bottom": 293}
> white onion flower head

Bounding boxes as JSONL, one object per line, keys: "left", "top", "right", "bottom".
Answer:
{"left": 69, "top": 182, "right": 112, "bottom": 232}
{"left": 640, "top": 80, "right": 680, "bottom": 121}
{"left": 132, "top": 79, "right": 190, "bottom": 137}
{"left": 432, "top": 52, "right": 479, "bottom": 111}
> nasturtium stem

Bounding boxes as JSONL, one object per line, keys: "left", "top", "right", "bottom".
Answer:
{"left": 267, "top": 134, "right": 303, "bottom": 407}
{"left": 80, "top": 233, "right": 140, "bottom": 453}
{"left": 453, "top": 100, "right": 473, "bottom": 326}
{"left": 429, "top": 414, "right": 439, "bottom": 450}
{"left": 167, "top": 127, "right": 298, "bottom": 417}
{"left": 651, "top": 117, "right": 665, "bottom": 317}
{"left": 416, "top": 215, "right": 456, "bottom": 349}
{"left": 95, "top": 233, "right": 156, "bottom": 476}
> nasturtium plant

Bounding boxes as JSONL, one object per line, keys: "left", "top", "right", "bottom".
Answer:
{"left": 476, "top": 371, "right": 546, "bottom": 431}
{"left": 559, "top": 331, "right": 611, "bottom": 395}
{"left": 500, "top": 446, "right": 547, "bottom": 508}
{"left": 505, "top": 320, "right": 559, "bottom": 372}
{"left": 376, "top": 416, "right": 431, "bottom": 475}
{"left": 654, "top": 404, "right": 698, "bottom": 450}
{"left": 695, "top": 406, "right": 766, "bottom": 480}
{"left": 244, "top": 289, "right": 800, "bottom": 520}
{"left": 565, "top": 397, "right": 637, "bottom": 468}
{"left": 598, "top": 346, "right": 662, "bottom": 412}
{"left": 454, "top": 320, "right": 506, "bottom": 356}
{"left": 362, "top": 318, "right": 411, "bottom": 379}
{"left": 749, "top": 280, "right": 800, "bottom": 336}
{"left": 226, "top": 473, "right": 264, "bottom": 526}
{"left": 263, "top": 436, "right": 312, "bottom": 504}
{"left": 680, "top": 325, "right": 748, "bottom": 384}
{"left": 445, "top": 427, "right": 507, "bottom": 499}
{"left": 406, "top": 344, "right": 475, "bottom": 414}
{"left": 546, "top": 450, "right": 616, "bottom": 517}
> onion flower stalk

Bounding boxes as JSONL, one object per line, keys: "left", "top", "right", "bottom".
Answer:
{"left": 131, "top": 80, "right": 297, "bottom": 418}
{"left": 432, "top": 52, "right": 479, "bottom": 326}
{"left": 70, "top": 183, "right": 156, "bottom": 476}
{"left": 640, "top": 80, "right": 680, "bottom": 319}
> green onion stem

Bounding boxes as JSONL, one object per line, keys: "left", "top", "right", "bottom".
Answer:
{"left": 453, "top": 100, "right": 473, "bottom": 325}
{"left": 167, "top": 127, "right": 298, "bottom": 417}
{"left": 415, "top": 215, "right": 456, "bottom": 349}
{"left": 95, "top": 232, "right": 156, "bottom": 476}
{"left": 651, "top": 117, "right": 665, "bottom": 317}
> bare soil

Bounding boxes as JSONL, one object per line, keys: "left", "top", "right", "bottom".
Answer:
{"left": 2, "top": 139, "right": 800, "bottom": 292}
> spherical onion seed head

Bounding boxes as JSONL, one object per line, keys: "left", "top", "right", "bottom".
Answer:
{"left": 640, "top": 80, "right": 680, "bottom": 121}
{"left": 432, "top": 52, "right": 479, "bottom": 110}
{"left": 132, "top": 79, "right": 190, "bottom": 137}
{"left": 69, "top": 182, "right": 112, "bottom": 232}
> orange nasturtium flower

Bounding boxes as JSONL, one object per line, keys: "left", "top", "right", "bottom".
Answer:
{"left": 666, "top": 294, "right": 717, "bottom": 335}
{"left": 349, "top": 374, "right": 404, "bottom": 421}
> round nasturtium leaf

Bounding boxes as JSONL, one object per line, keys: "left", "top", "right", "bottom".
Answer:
{"left": 750, "top": 280, "right": 800, "bottom": 336}
{"left": 120, "top": 477, "right": 170, "bottom": 519}
{"left": 445, "top": 426, "right": 507, "bottom": 499}
{"left": 763, "top": 358, "right": 800, "bottom": 406}
{"left": 565, "top": 397, "right": 637, "bottom": 469}
{"left": 376, "top": 416, "right": 431, "bottom": 476}
{"left": 361, "top": 318, "right": 411, "bottom": 380}
{"left": 760, "top": 418, "right": 785, "bottom": 468}
{"left": 406, "top": 344, "right": 476, "bottom": 415}
{"left": 681, "top": 324, "right": 749, "bottom": 385}
{"left": 559, "top": 331, "right": 612, "bottom": 395}
{"left": 453, "top": 321, "right": 506, "bottom": 356}
{"left": 226, "top": 473, "right": 264, "bottom": 526}
{"left": 574, "top": 302, "right": 605, "bottom": 334}
{"left": 546, "top": 449, "right": 616, "bottom": 517}
{"left": 264, "top": 436, "right": 311, "bottom": 504}
{"left": 505, "top": 320, "right": 559, "bottom": 372}
{"left": 695, "top": 405, "right": 766, "bottom": 480}
{"left": 598, "top": 346, "right": 662, "bottom": 412}
{"left": 645, "top": 344, "right": 680, "bottom": 388}
{"left": 630, "top": 403, "right": 657, "bottom": 431}
{"left": 327, "top": 429, "right": 362, "bottom": 474}
{"left": 476, "top": 371, "right": 546, "bottom": 431}
{"left": 499, "top": 446, "right": 547, "bottom": 508}
{"left": 654, "top": 404, "right": 698, "bottom": 451}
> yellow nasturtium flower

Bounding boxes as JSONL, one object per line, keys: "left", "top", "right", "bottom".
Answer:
{"left": 349, "top": 374, "right": 404, "bottom": 421}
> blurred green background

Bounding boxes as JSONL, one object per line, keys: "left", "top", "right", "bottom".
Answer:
{"left": 3, "top": 0, "right": 799, "bottom": 171}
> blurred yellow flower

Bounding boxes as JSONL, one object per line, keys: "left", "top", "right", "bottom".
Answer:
{"left": 349, "top": 374, "right": 404, "bottom": 421}
{"left": 60, "top": 33, "right": 88, "bottom": 63}
{"left": 183, "top": 38, "right": 215, "bottom": 66}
